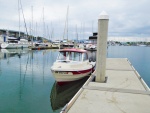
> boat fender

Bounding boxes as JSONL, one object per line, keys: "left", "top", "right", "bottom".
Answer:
{"left": 89, "top": 64, "right": 94, "bottom": 74}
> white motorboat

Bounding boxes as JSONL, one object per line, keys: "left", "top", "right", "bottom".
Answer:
{"left": 85, "top": 44, "right": 97, "bottom": 50}
{"left": 51, "top": 48, "right": 96, "bottom": 85}
{"left": 1, "top": 38, "right": 30, "bottom": 49}
{"left": 51, "top": 40, "right": 61, "bottom": 49}
{"left": 60, "top": 40, "right": 74, "bottom": 48}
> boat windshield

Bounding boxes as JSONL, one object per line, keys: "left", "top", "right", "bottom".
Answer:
{"left": 57, "top": 51, "right": 83, "bottom": 61}
{"left": 8, "top": 40, "right": 18, "bottom": 43}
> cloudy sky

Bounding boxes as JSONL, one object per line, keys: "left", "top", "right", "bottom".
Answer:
{"left": 0, "top": 0, "right": 150, "bottom": 40}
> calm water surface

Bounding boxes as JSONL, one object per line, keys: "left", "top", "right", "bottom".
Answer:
{"left": 0, "top": 46, "right": 150, "bottom": 113}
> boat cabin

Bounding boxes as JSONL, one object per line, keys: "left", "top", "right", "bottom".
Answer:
{"left": 57, "top": 49, "right": 88, "bottom": 62}
{"left": 7, "top": 40, "right": 18, "bottom": 43}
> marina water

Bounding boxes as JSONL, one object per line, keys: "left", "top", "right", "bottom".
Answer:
{"left": 0, "top": 46, "right": 150, "bottom": 113}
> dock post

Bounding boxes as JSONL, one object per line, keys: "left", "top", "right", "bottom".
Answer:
{"left": 95, "top": 11, "right": 109, "bottom": 82}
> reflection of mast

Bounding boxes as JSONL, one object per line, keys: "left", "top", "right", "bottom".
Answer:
{"left": 7, "top": 54, "right": 10, "bottom": 64}
{"left": 23, "top": 52, "right": 29, "bottom": 85}
{"left": 31, "top": 51, "right": 34, "bottom": 85}
{"left": 43, "top": 51, "right": 45, "bottom": 84}
{"left": 19, "top": 52, "right": 23, "bottom": 100}
{"left": 0, "top": 59, "right": 1, "bottom": 75}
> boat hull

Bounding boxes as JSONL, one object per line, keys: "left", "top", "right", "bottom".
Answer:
{"left": 1, "top": 43, "right": 29, "bottom": 49}
{"left": 51, "top": 66, "right": 95, "bottom": 85}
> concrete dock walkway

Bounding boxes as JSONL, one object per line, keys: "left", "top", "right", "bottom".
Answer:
{"left": 62, "top": 58, "right": 150, "bottom": 113}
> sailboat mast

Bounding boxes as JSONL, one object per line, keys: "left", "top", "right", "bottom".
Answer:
{"left": 75, "top": 24, "right": 78, "bottom": 48}
{"left": 50, "top": 22, "right": 52, "bottom": 41}
{"left": 18, "top": 0, "right": 20, "bottom": 38}
{"left": 92, "top": 21, "right": 93, "bottom": 33}
{"left": 43, "top": 7, "right": 45, "bottom": 42}
{"left": 50, "top": 22, "right": 54, "bottom": 41}
{"left": 46, "top": 25, "right": 48, "bottom": 41}
{"left": 31, "top": 6, "right": 33, "bottom": 47}
{"left": 19, "top": 0, "right": 29, "bottom": 37}
{"left": 80, "top": 22, "right": 83, "bottom": 40}
{"left": 36, "top": 22, "right": 37, "bottom": 40}
{"left": 63, "top": 6, "right": 69, "bottom": 41}
{"left": 67, "top": 6, "right": 69, "bottom": 41}
{"left": 83, "top": 23, "right": 85, "bottom": 39}
{"left": 76, "top": 24, "right": 78, "bottom": 41}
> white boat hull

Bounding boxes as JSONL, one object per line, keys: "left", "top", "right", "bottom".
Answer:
{"left": 1, "top": 43, "right": 29, "bottom": 49}
{"left": 51, "top": 62, "right": 95, "bottom": 85}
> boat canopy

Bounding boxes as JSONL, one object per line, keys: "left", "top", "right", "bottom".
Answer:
{"left": 57, "top": 49, "right": 88, "bottom": 62}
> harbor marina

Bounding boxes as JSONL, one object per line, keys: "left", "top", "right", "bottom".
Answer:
{"left": 0, "top": 46, "right": 150, "bottom": 113}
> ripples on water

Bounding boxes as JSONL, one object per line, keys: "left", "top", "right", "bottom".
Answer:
{"left": 0, "top": 46, "right": 150, "bottom": 113}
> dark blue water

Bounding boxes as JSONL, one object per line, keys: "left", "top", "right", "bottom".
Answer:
{"left": 0, "top": 46, "right": 150, "bottom": 113}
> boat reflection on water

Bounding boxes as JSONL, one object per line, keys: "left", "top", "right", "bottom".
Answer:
{"left": 0, "top": 48, "right": 29, "bottom": 59}
{"left": 50, "top": 76, "right": 89, "bottom": 111}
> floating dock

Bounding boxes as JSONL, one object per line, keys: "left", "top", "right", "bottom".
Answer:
{"left": 30, "top": 46, "right": 59, "bottom": 50}
{"left": 61, "top": 58, "right": 150, "bottom": 113}
{"left": 61, "top": 11, "right": 150, "bottom": 113}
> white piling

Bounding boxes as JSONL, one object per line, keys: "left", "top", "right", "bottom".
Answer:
{"left": 96, "top": 11, "right": 109, "bottom": 82}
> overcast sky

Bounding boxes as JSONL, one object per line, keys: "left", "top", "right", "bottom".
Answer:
{"left": 0, "top": 0, "right": 150, "bottom": 40}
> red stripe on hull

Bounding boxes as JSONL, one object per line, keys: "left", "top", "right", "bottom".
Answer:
{"left": 71, "top": 67, "right": 94, "bottom": 75}
{"left": 56, "top": 66, "right": 95, "bottom": 86}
